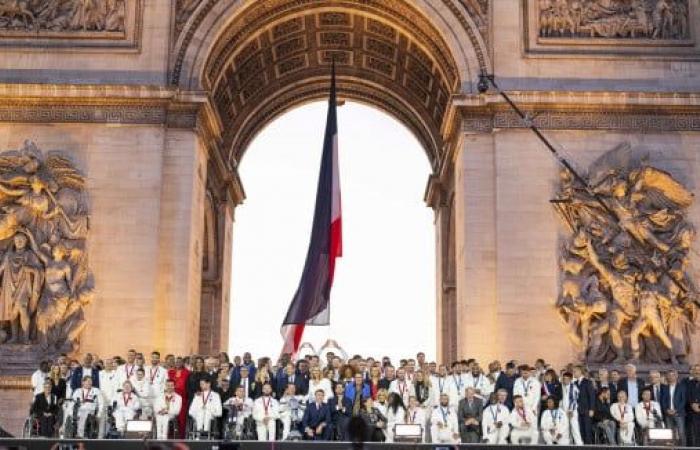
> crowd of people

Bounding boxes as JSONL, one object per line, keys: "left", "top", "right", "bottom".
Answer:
{"left": 26, "top": 349, "right": 700, "bottom": 445}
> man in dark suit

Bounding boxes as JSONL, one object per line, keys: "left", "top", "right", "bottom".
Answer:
{"left": 302, "top": 389, "right": 332, "bottom": 440}
{"left": 573, "top": 365, "right": 596, "bottom": 444}
{"left": 378, "top": 366, "right": 396, "bottom": 391}
{"left": 495, "top": 362, "right": 517, "bottom": 409}
{"left": 294, "top": 360, "right": 311, "bottom": 396}
{"left": 660, "top": 369, "right": 687, "bottom": 446}
{"left": 275, "top": 362, "right": 306, "bottom": 398}
{"left": 70, "top": 354, "right": 100, "bottom": 391}
{"left": 685, "top": 365, "right": 700, "bottom": 446}
{"left": 457, "top": 387, "right": 483, "bottom": 443}
{"left": 618, "top": 364, "right": 645, "bottom": 406}
{"left": 327, "top": 383, "right": 353, "bottom": 440}
{"left": 230, "top": 365, "right": 254, "bottom": 399}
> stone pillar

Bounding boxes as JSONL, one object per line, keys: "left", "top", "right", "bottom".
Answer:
{"left": 153, "top": 128, "right": 209, "bottom": 355}
{"left": 454, "top": 130, "right": 499, "bottom": 362}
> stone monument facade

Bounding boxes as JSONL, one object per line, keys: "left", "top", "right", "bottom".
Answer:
{"left": 0, "top": 0, "right": 699, "bottom": 434}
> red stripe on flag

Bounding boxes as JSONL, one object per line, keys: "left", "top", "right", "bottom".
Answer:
{"left": 329, "top": 217, "right": 342, "bottom": 283}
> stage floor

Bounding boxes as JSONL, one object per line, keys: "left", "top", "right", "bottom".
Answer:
{"left": 0, "top": 440, "right": 693, "bottom": 450}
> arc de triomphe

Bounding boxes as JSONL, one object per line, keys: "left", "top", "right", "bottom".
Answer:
{"left": 0, "top": 0, "right": 699, "bottom": 385}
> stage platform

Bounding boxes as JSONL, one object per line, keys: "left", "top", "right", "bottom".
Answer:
{"left": 0, "top": 440, "right": 688, "bottom": 450}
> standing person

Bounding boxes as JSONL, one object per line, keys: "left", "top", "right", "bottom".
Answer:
{"left": 378, "top": 366, "right": 395, "bottom": 391}
{"left": 345, "top": 372, "right": 370, "bottom": 416}
{"left": 186, "top": 357, "right": 211, "bottom": 403}
{"left": 649, "top": 370, "right": 664, "bottom": 404}
{"left": 308, "top": 367, "right": 333, "bottom": 403}
{"left": 560, "top": 372, "right": 583, "bottom": 445}
{"left": 660, "top": 369, "right": 687, "bottom": 446}
{"left": 189, "top": 378, "right": 222, "bottom": 436}
{"left": 458, "top": 387, "right": 483, "bottom": 443}
{"left": 30, "top": 380, "right": 59, "bottom": 437}
{"left": 687, "top": 364, "right": 700, "bottom": 446}
{"left": 619, "top": 363, "right": 645, "bottom": 406}
{"left": 47, "top": 364, "right": 67, "bottom": 400}
{"left": 447, "top": 363, "right": 466, "bottom": 407}
{"left": 389, "top": 368, "right": 415, "bottom": 408}
{"left": 509, "top": 395, "right": 539, "bottom": 445}
{"left": 145, "top": 351, "right": 168, "bottom": 398}
{"left": 431, "top": 393, "right": 459, "bottom": 444}
{"left": 610, "top": 390, "right": 635, "bottom": 445}
{"left": 328, "top": 382, "right": 352, "bottom": 440}
{"left": 154, "top": 379, "right": 182, "bottom": 440}
{"left": 430, "top": 365, "right": 450, "bottom": 407}
{"left": 465, "top": 364, "right": 492, "bottom": 401}
{"left": 99, "top": 358, "right": 119, "bottom": 408}
{"left": 596, "top": 368, "right": 617, "bottom": 401}
{"left": 482, "top": 389, "right": 510, "bottom": 444}
{"left": 168, "top": 356, "right": 190, "bottom": 438}
{"left": 593, "top": 387, "right": 617, "bottom": 444}
{"left": 540, "top": 396, "right": 569, "bottom": 445}
{"left": 130, "top": 367, "right": 154, "bottom": 419}
{"left": 541, "top": 369, "right": 562, "bottom": 418}
{"left": 302, "top": 390, "right": 332, "bottom": 440}
{"left": 70, "top": 354, "right": 100, "bottom": 392}
{"left": 495, "top": 362, "right": 517, "bottom": 409}
{"left": 117, "top": 350, "right": 138, "bottom": 387}
{"left": 384, "top": 392, "right": 406, "bottom": 443}
{"left": 413, "top": 370, "right": 431, "bottom": 408}
{"left": 573, "top": 365, "right": 596, "bottom": 444}
{"left": 368, "top": 365, "right": 382, "bottom": 400}
{"left": 112, "top": 381, "right": 140, "bottom": 434}
{"left": 252, "top": 383, "right": 279, "bottom": 441}
{"left": 513, "top": 365, "right": 541, "bottom": 416}
{"left": 31, "top": 361, "right": 50, "bottom": 396}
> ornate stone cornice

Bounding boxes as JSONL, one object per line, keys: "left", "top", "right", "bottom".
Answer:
{"left": 0, "top": 84, "right": 243, "bottom": 205}
{"left": 456, "top": 91, "right": 700, "bottom": 133}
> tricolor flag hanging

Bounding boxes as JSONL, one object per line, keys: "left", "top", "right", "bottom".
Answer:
{"left": 280, "top": 62, "right": 342, "bottom": 357}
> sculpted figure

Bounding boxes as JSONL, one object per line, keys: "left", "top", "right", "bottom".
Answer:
{"left": 553, "top": 146, "right": 696, "bottom": 364}
{"left": 0, "top": 231, "right": 42, "bottom": 343}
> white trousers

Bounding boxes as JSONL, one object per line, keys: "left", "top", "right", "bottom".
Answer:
{"left": 281, "top": 416, "right": 293, "bottom": 440}
{"left": 619, "top": 422, "right": 635, "bottom": 445}
{"left": 542, "top": 429, "right": 570, "bottom": 445}
{"left": 566, "top": 411, "right": 583, "bottom": 445}
{"left": 510, "top": 428, "right": 540, "bottom": 445}
{"left": 256, "top": 420, "right": 276, "bottom": 441}
{"left": 114, "top": 408, "right": 136, "bottom": 432}
{"left": 76, "top": 407, "right": 97, "bottom": 438}
{"left": 484, "top": 426, "right": 509, "bottom": 445}
{"left": 155, "top": 414, "right": 172, "bottom": 440}
{"left": 430, "top": 426, "right": 459, "bottom": 444}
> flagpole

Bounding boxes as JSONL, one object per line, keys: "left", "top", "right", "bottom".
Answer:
{"left": 477, "top": 73, "right": 690, "bottom": 296}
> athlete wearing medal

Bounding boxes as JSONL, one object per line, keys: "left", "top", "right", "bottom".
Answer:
{"left": 389, "top": 368, "right": 415, "bottom": 408}
{"left": 540, "top": 396, "right": 569, "bottom": 445}
{"left": 508, "top": 394, "right": 539, "bottom": 444}
{"left": 430, "top": 393, "right": 459, "bottom": 444}
{"left": 113, "top": 380, "right": 140, "bottom": 433}
{"left": 252, "top": 383, "right": 279, "bottom": 441}
{"left": 188, "top": 378, "right": 223, "bottom": 433}
{"left": 611, "top": 390, "right": 635, "bottom": 444}
{"left": 513, "top": 365, "right": 541, "bottom": 416}
{"left": 154, "top": 379, "right": 182, "bottom": 439}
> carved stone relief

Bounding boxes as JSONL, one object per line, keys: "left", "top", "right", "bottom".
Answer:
{"left": 0, "top": 0, "right": 142, "bottom": 49}
{"left": 0, "top": 141, "right": 94, "bottom": 354}
{"left": 553, "top": 143, "right": 696, "bottom": 364}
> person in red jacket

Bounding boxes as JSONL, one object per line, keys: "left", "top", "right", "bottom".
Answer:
{"left": 168, "top": 357, "right": 190, "bottom": 438}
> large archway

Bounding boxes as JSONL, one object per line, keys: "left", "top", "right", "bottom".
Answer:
{"left": 174, "top": 0, "right": 490, "bottom": 363}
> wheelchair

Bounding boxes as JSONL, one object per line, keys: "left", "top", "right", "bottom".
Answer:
{"left": 186, "top": 415, "right": 220, "bottom": 440}
{"left": 150, "top": 415, "right": 180, "bottom": 440}
{"left": 21, "top": 415, "right": 40, "bottom": 438}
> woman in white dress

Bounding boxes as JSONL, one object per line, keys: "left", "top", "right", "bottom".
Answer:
{"left": 384, "top": 392, "right": 406, "bottom": 443}
{"left": 306, "top": 367, "right": 333, "bottom": 403}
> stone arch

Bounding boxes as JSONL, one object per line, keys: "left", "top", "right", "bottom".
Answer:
{"left": 171, "top": 0, "right": 490, "bottom": 168}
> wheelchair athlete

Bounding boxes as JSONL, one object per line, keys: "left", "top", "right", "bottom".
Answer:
{"left": 27, "top": 380, "right": 61, "bottom": 437}
{"left": 70, "top": 375, "right": 102, "bottom": 438}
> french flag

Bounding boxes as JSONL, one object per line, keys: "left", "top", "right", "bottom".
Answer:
{"left": 281, "top": 62, "right": 342, "bottom": 357}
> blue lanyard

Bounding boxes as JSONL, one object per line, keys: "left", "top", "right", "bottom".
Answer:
{"left": 440, "top": 407, "right": 449, "bottom": 423}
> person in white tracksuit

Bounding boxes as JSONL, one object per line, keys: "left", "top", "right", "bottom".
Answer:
{"left": 509, "top": 395, "right": 539, "bottom": 445}
{"left": 540, "top": 396, "right": 570, "bottom": 445}
{"left": 611, "top": 390, "right": 636, "bottom": 445}
{"left": 70, "top": 376, "right": 102, "bottom": 438}
{"left": 482, "top": 389, "right": 511, "bottom": 444}
{"left": 112, "top": 381, "right": 140, "bottom": 433}
{"left": 154, "top": 379, "right": 182, "bottom": 439}
{"left": 430, "top": 393, "right": 460, "bottom": 444}
{"left": 252, "top": 383, "right": 280, "bottom": 441}
{"left": 560, "top": 372, "right": 584, "bottom": 445}
{"left": 189, "top": 378, "right": 223, "bottom": 434}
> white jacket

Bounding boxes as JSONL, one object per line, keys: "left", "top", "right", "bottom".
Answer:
{"left": 252, "top": 396, "right": 280, "bottom": 422}
{"left": 154, "top": 392, "right": 182, "bottom": 419}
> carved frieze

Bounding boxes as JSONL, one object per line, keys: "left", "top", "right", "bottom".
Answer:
{"left": 553, "top": 143, "right": 696, "bottom": 364}
{"left": 524, "top": 0, "right": 699, "bottom": 57}
{"left": 0, "top": 0, "right": 142, "bottom": 49}
{"left": 0, "top": 141, "right": 94, "bottom": 354}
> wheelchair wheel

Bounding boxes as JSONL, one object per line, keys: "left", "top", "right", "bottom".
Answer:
{"left": 168, "top": 417, "right": 179, "bottom": 440}
{"left": 64, "top": 416, "right": 76, "bottom": 439}
{"left": 85, "top": 414, "right": 99, "bottom": 439}
{"left": 22, "top": 416, "right": 38, "bottom": 438}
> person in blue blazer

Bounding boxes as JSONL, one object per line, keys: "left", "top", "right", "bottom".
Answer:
{"left": 660, "top": 369, "right": 687, "bottom": 446}
{"left": 70, "top": 354, "right": 100, "bottom": 391}
{"left": 302, "top": 390, "right": 332, "bottom": 440}
{"left": 328, "top": 383, "right": 353, "bottom": 440}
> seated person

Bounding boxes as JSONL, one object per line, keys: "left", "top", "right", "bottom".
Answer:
{"left": 508, "top": 394, "right": 539, "bottom": 445}
{"left": 635, "top": 388, "right": 664, "bottom": 433}
{"left": 611, "top": 390, "right": 635, "bottom": 445}
{"left": 540, "top": 396, "right": 569, "bottom": 445}
{"left": 113, "top": 380, "right": 141, "bottom": 433}
{"left": 30, "top": 380, "right": 60, "bottom": 437}
{"left": 593, "top": 387, "right": 617, "bottom": 444}
{"left": 430, "top": 393, "right": 460, "bottom": 444}
{"left": 189, "top": 378, "right": 223, "bottom": 434}
{"left": 359, "top": 397, "right": 387, "bottom": 442}
{"left": 279, "top": 383, "right": 306, "bottom": 439}
{"left": 252, "top": 382, "right": 279, "bottom": 441}
{"left": 70, "top": 376, "right": 102, "bottom": 438}
{"left": 154, "top": 379, "right": 182, "bottom": 440}
{"left": 224, "top": 385, "right": 254, "bottom": 437}
{"left": 302, "top": 389, "right": 331, "bottom": 440}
